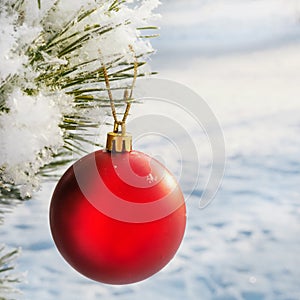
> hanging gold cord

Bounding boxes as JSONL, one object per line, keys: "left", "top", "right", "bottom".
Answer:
{"left": 122, "top": 45, "right": 138, "bottom": 125}
{"left": 100, "top": 45, "right": 138, "bottom": 133}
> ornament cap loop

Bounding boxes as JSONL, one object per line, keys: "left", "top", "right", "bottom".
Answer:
{"left": 106, "top": 132, "right": 132, "bottom": 152}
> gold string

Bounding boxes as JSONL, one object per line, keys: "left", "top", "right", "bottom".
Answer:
{"left": 100, "top": 45, "right": 138, "bottom": 133}
{"left": 122, "top": 45, "right": 138, "bottom": 124}
{"left": 102, "top": 63, "right": 118, "bottom": 123}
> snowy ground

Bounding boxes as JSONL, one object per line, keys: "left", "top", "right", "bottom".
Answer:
{"left": 1, "top": 1, "right": 300, "bottom": 299}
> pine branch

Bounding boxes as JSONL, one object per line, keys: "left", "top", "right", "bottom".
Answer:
{"left": 0, "top": 247, "right": 20, "bottom": 299}
{"left": 0, "top": 0, "right": 158, "bottom": 183}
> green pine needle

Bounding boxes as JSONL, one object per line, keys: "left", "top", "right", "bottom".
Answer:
{"left": 0, "top": 247, "right": 20, "bottom": 297}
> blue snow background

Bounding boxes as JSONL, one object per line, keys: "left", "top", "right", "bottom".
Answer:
{"left": 1, "top": 0, "right": 300, "bottom": 299}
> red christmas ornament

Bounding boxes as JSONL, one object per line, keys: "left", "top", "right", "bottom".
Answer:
{"left": 50, "top": 131, "right": 186, "bottom": 285}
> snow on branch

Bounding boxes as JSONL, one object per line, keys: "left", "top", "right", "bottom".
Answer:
{"left": 0, "top": 0, "right": 160, "bottom": 198}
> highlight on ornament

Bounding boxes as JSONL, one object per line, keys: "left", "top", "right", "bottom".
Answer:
{"left": 49, "top": 48, "right": 186, "bottom": 285}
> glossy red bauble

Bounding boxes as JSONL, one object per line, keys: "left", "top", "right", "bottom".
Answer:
{"left": 49, "top": 150, "right": 186, "bottom": 285}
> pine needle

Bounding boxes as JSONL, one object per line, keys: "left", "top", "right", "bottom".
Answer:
{"left": 0, "top": 247, "right": 20, "bottom": 297}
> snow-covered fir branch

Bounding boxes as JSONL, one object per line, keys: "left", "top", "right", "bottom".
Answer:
{"left": 0, "top": 0, "right": 160, "bottom": 199}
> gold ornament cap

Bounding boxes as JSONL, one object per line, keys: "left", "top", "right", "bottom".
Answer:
{"left": 106, "top": 118, "right": 132, "bottom": 152}
{"left": 106, "top": 132, "right": 132, "bottom": 153}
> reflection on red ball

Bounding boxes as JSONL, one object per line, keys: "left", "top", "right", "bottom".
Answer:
{"left": 49, "top": 150, "right": 186, "bottom": 285}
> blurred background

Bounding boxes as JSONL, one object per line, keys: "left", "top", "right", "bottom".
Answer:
{"left": 2, "top": 0, "right": 300, "bottom": 299}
